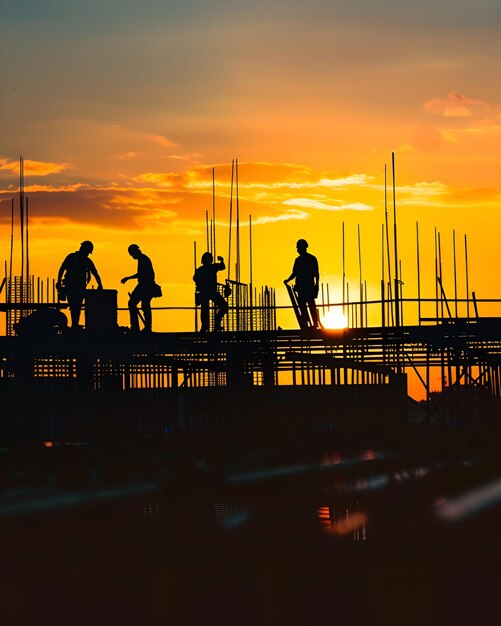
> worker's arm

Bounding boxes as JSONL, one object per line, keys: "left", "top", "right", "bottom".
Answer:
{"left": 89, "top": 260, "right": 103, "bottom": 289}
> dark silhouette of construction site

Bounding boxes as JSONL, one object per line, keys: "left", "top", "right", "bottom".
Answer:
{"left": 1, "top": 156, "right": 500, "bottom": 444}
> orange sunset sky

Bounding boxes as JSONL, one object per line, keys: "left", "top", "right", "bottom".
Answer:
{"left": 1, "top": 0, "right": 501, "bottom": 334}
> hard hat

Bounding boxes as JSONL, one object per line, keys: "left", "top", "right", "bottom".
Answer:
{"left": 80, "top": 240, "right": 94, "bottom": 253}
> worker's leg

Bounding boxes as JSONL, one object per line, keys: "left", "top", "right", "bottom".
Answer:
{"left": 128, "top": 288, "right": 142, "bottom": 332}
{"left": 213, "top": 293, "right": 228, "bottom": 330}
{"left": 141, "top": 297, "right": 153, "bottom": 332}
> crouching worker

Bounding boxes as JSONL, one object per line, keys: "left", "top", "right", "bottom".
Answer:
{"left": 193, "top": 252, "right": 228, "bottom": 332}
{"left": 121, "top": 244, "right": 161, "bottom": 334}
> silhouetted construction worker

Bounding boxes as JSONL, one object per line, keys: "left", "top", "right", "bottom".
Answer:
{"left": 193, "top": 252, "right": 228, "bottom": 332}
{"left": 57, "top": 240, "right": 103, "bottom": 328}
{"left": 121, "top": 244, "right": 159, "bottom": 333}
{"left": 284, "top": 238, "right": 320, "bottom": 329}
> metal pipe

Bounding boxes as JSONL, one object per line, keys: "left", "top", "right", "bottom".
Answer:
{"left": 391, "top": 153, "right": 400, "bottom": 327}
{"left": 228, "top": 159, "right": 234, "bottom": 281}
{"left": 416, "top": 221, "right": 421, "bottom": 325}
{"left": 465, "top": 234, "right": 470, "bottom": 319}
{"left": 453, "top": 229, "right": 458, "bottom": 318}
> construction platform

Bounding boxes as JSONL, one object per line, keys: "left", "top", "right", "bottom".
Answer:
{"left": 1, "top": 318, "right": 500, "bottom": 442}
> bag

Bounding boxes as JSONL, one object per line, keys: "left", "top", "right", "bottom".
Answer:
{"left": 151, "top": 282, "right": 162, "bottom": 298}
{"left": 224, "top": 283, "right": 232, "bottom": 297}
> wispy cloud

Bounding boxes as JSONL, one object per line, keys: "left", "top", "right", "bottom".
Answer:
{"left": 284, "top": 198, "right": 373, "bottom": 211}
{"left": 251, "top": 209, "right": 310, "bottom": 224}
{"left": 25, "top": 183, "right": 89, "bottom": 193}
{"left": 150, "top": 134, "right": 177, "bottom": 148}
{"left": 318, "top": 174, "right": 375, "bottom": 188}
{"left": 0, "top": 158, "right": 69, "bottom": 176}
{"left": 168, "top": 153, "right": 203, "bottom": 161}
{"left": 424, "top": 92, "right": 487, "bottom": 118}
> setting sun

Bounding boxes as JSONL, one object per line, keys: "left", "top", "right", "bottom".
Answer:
{"left": 321, "top": 308, "right": 348, "bottom": 330}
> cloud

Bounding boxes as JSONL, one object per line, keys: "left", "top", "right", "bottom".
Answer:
{"left": 338, "top": 202, "right": 374, "bottom": 211}
{"left": 132, "top": 172, "right": 181, "bottom": 188}
{"left": 283, "top": 198, "right": 373, "bottom": 211}
{"left": 149, "top": 134, "right": 178, "bottom": 148}
{"left": 169, "top": 153, "right": 203, "bottom": 161}
{"left": 25, "top": 183, "right": 89, "bottom": 193}
{"left": 0, "top": 158, "right": 69, "bottom": 176}
{"left": 318, "top": 174, "right": 375, "bottom": 188}
{"left": 0, "top": 187, "right": 181, "bottom": 231}
{"left": 424, "top": 92, "right": 487, "bottom": 118}
{"left": 251, "top": 209, "right": 310, "bottom": 225}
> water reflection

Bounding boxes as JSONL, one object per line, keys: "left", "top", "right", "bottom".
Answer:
{"left": 317, "top": 503, "right": 369, "bottom": 540}
{"left": 214, "top": 499, "right": 250, "bottom": 529}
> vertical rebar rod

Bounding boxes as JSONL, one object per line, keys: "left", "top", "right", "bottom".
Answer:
{"left": 364, "top": 280, "right": 368, "bottom": 328}
{"left": 249, "top": 214, "right": 253, "bottom": 330}
{"left": 205, "top": 210, "right": 210, "bottom": 253}
{"left": 391, "top": 153, "right": 400, "bottom": 328}
{"left": 384, "top": 164, "right": 394, "bottom": 325}
{"left": 416, "top": 221, "right": 421, "bottom": 325}
{"left": 381, "top": 223, "right": 385, "bottom": 285}
{"left": 249, "top": 214, "right": 253, "bottom": 288}
{"left": 465, "top": 234, "right": 470, "bottom": 319}
{"left": 20, "top": 156, "right": 24, "bottom": 307}
{"left": 9, "top": 198, "right": 14, "bottom": 304}
{"left": 453, "top": 229, "right": 458, "bottom": 318}
{"left": 358, "top": 224, "right": 363, "bottom": 327}
{"left": 193, "top": 241, "right": 198, "bottom": 332}
{"left": 434, "top": 228, "right": 439, "bottom": 320}
{"left": 342, "top": 221, "right": 346, "bottom": 313}
{"left": 228, "top": 160, "right": 234, "bottom": 281}
{"left": 399, "top": 259, "right": 404, "bottom": 325}
{"left": 381, "top": 279, "right": 385, "bottom": 329}
{"left": 212, "top": 166, "right": 216, "bottom": 259}
{"left": 346, "top": 282, "right": 350, "bottom": 327}
{"left": 236, "top": 159, "right": 240, "bottom": 284}
{"left": 26, "top": 196, "right": 29, "bottom": 299}
{"left": 438, "top": 231, "right": 444, "bottom": 320}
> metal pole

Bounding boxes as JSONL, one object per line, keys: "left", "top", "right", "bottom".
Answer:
{"left": 416, "top": 221, "right": 421, "bottom": 325}
{"left": 358, "top": 224, "right": 363, "bottom": 327}
{"left": 212, "top": 166, "right": 216, "bottom": 259}
{"left": 434, "top": 228, "right": 439, "bottom": 321}
{"left": 249, "top": 214, "right": 253, "bottom": 331}
{"left": 465, "top": 234, "right": 470, "bottom": 319}
{"left": 26, "top": 196, "right": 30, "bottom": 300}
{"left": 391, "top": 153, "right": 400, "bottom": 327}
{"left": 438, "top": 231, "right": 444, "bottom": 320}
{"left": 453, "top": 229, "right": 458, "bottom": 318}
{"left": 194, "top": 241, "right": 198, "bottom": 332}
{"left": 236, "top": 159, "right": 240, "bottom": 284}
{"left": 20, "top": 156, "right": 24, "bottom": 307}
{"left": 228, "top": 160, "right": 234, "bottom": 281}
{"left": 384, "top": 163, "right": 394, "bottom": 325}
{"left": 9, "top": 198, "right": 14, "bottom": 304}
{"left": 342, "top": 221, "right": 346, "bottom": 313}
{"left": 205, "top": 210, "right": 209, "bottom": 253}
